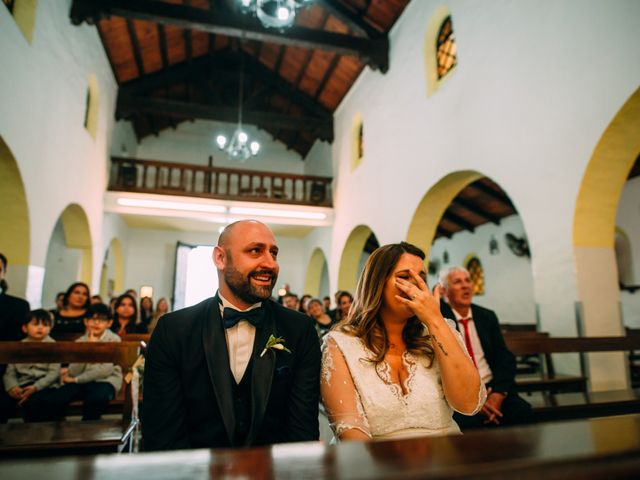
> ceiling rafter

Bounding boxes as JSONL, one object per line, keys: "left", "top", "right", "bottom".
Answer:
{"left": 125, "top": 19, "right": 144, "bottom": 76}
{"left": 316, "top": 0, "right": 382, "bottom": 39}
{"left": 70, "top": 0, "right": 389, "bottom": 72}
{"left": 469, "top": 181, "right": 515, "bottom": 208}
{"left": 117, "top": 50, "right": 333, "bottom": 123}
{"left": 442, "top": 211, "right": 475, "bottom": 232}
{"left": 452, "top": 197, "right": 502, "bottom": 225}
{"left": 117, "top": 95, "right": 333, "bottom": 141}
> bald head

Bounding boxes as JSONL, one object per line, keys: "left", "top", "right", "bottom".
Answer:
{"left": 213, "top": 220, "right": 279, "bottom": 309}
{"left": 218, "top": 220, "right": 270, "bottom": 249}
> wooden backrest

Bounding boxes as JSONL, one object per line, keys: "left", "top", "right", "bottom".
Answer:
{"left": 505, "top": 335, "right": 640, "bottom": 356}
{"left": 119, "top": 333, "right": 151, "bottom": 344}
{"left": 500, "top": 323, "right": 538, "bottom": 333}
{"left": 0, "top": 341, "right": 141, "bottom": 427}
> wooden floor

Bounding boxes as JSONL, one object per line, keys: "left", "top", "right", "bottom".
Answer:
{"left": 1, "top": 415, "right": 639, "bottom": 479}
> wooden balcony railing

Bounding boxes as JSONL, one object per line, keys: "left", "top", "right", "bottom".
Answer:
{"left": 108, "top": 157, "right": 333, "bottom": 207}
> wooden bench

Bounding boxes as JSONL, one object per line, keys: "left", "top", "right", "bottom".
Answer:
{"left": 0, "top": 341, "right": 141, "bottom": 458}
{"left": 504, "top": 334, "right": 640, "bottom": 421}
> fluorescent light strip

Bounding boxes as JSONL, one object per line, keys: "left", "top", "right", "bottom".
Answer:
{"left": 229, "top": 207, "right": 326, "bottom": 220}
{"left": 117, "top": 198, "right": 226, "bottom": 214}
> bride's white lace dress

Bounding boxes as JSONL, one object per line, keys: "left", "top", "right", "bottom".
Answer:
{"left": 320, "top": 321, "right": 485, "bottom": 440}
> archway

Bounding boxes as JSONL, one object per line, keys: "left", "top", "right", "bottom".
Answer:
{"left": 0, "top": 135, "right": 30, "bottom": 296}
{"left": 100, "top": 238, "right": 124, "bottom": 298}
{"left": 41, "top": 204, "right": 93, "bottom": 307}
{"left": 409, "top": 171, "right": 536, "bottom": 327}
{"left": 573, "top": 87, "right": 640, "bottom": 390}
{"left": 337, "top": 225, "right": 379, "bottom": 294}
{"left": 304, "top": 248, "right": 329, "bottom": 299}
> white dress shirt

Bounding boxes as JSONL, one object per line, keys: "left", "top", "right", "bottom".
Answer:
{"left": 450, "top": 307, "right": 493, "bottom": 385}
{"left": 218, "top": 292, "right": 261, "bottom": 384}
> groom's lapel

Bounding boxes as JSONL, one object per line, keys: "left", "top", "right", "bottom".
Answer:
{"left": 246, "top": 301, "right": 276, "bottom": 445}
{"left": 202, "top": 298, "right": 235, "bottom": 444}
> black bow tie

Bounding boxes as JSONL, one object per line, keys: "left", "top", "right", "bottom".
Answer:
{"left": 222, "top": 306, "right": 264, "bottom": 329}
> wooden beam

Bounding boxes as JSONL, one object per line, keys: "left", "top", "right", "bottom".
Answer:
{"left": 469, "top": 181, "right": 515, "bottom": 208}
{"left": 125, "top": 19, "right": 144, "bottom": 76}
{"left": 442, "top": 211, "right": 475, "bottom": 232}
{"left": 452, "top": 197, "right": 502, "bottom": 225}
{"left": 316, "top": 0, "right": 382, "bottom": 39}
{"left": 117, "top": 95, "right": 333, "bottom": 141}
{"left": 70, "top": 0, "right": 389, "bottom": 72}
{"left": 157, "top": 24, "right": 169, "bottom": 68}
{"left": 436, "top": 226, "right": 453, "bottom": 239}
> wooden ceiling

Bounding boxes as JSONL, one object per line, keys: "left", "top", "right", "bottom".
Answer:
{"left": 436, "top": 178, "right": 518, "bottom": 241}
{"left": 70, "top": 0, "right": 410, "bottom": 157}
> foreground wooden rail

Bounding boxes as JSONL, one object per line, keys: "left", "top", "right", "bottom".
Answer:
{"left": 109, "top": 156, "right": 333, "bottom": 207}
{"left": 2, "top": 415, "right": 640, "bottom": 479}
{"left": 0, "top": 341, "right": 142, "bottom": 458}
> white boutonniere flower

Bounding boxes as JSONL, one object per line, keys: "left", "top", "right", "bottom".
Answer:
{"left": 260, "top": 334, "right": 291, "bottom": 357}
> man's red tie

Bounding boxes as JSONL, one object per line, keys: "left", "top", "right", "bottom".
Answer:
{"left": 458, "top": 318, "right": 478, "bottom": 368}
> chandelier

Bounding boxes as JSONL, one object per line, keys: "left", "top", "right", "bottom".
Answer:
{"left": 238, "top": 0, "right": 314, "bottom": 29}
{"left": 216, "top": 51, "right": 260, "bottom": 162}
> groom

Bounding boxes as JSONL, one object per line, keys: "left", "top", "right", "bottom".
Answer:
{"left": 143, "top": 220, "right": 320, "bottom": 450}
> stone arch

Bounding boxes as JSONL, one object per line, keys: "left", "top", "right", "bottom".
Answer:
{"left": 571, "top": 87, "right": 640, "bottom": 390}
{"left": 304, "top": 247, "right": 329, "bottom": 298}
{"left": 338, "top": 225, "right": 377, "bottom": 293}
{"left": 41, "top": 204, "right": 93, "bottom": 306}
{"left": 7, "top": 0, "right": 38, "bottom": 44}
{"left": 100, "top": 238, "right": 124, "bottom": 298}
{"left": 0, "top": 135, "right": 30, "bottom": 294}
{"left": 406, "top": 170, "right": 483, "bottom": 257}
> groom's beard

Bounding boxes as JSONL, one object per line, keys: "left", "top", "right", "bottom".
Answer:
{"left": 224, "top": 264, "right": 278, "bottom": 305}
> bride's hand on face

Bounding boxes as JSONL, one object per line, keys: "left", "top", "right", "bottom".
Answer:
{"left": 394, "top": 271, "right": 443, "bottom": 326}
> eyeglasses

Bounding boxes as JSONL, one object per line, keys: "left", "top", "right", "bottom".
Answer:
{"left": 87, "top": 317, "right": 110, "bottom": 323}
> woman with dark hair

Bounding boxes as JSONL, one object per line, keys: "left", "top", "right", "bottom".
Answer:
{"left": 335, "top": 291, "right": 353, "bottom": 323}
{"left": 321, "top": 242, "right": 484, "bottom": 441}
{"left": 112, "top": 293, "right": 146, "bottom": 335}
{"left": 307, "top": 298, "right": 333, "bottom": 338}
{"left": 52, "top": 282, "right": 91, "bottom": 334}
{"left": 139, "top": 296, "right": 154, "bottom": 329}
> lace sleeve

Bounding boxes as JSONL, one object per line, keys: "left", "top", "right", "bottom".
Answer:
{"left": 320, "top": 335, "right": 371, "bottom": 439}
{"left": 443, "top": 318, "right": 487, "bottom": 415}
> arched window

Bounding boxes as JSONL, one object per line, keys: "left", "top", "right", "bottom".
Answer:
{"left": 465, "top": 256, "right": 485, "bottom": 296}
{"left": 350, "top": 113, "right": 364, "bottom": 171}
{"left": 424, "top": 6, "right": 458, "bottom": 96}
{"left": 436, "top": 16, "right": 457, "bottom": 79}
{"left": 84, "top": 74, "right": 100, "bottom": 140}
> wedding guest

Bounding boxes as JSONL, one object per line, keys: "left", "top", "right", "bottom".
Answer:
{"left": 148, "top": 297, "right": 169, "bottom": 334}
{"left": 140, "top": 296, "right": 154, "bottom": 330}
{"left": 112, "top": 293, "right": 146, "bottom": 335}
{"left": 307, "top": 298, "right": 333, "bottom": 338}
{"left": 321, "top": 242, "right": 485, "bottom": 440}
{"left": 52, "top": 282, "right": 91, "bottom": 334}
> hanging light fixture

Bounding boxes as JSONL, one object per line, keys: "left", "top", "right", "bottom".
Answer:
{"left": 216, "top": 50, "right": 260, "bottom": 162}
{"left": 238, "top": 0, "right": 314, "bottom": 30}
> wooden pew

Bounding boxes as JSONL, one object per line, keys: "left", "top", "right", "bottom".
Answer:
{"left": 505, "top": 334, "right": 640, "bottom": 421}
{"left": 0, "top": 341, "right": 141, "bottom": 458}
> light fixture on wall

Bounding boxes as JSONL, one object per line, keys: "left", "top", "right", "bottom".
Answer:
{"left": 442, "top": 250, "right": 449, "bottom": 264}
{"left": 140, "top": 285, "right": 153, "bottom": 298}
{"left": 489, "top": 235, "right": 499, "bottom": 255}
{"left": 238, "top": 0, "right": 314, "bottom": 30}
{"left": 215, "top": 50, "right": 260, "bottom": 162}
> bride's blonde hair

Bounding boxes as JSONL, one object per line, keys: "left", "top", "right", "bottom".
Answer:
{"left": 338, "top": 242, "right": 435, "bottom": 367}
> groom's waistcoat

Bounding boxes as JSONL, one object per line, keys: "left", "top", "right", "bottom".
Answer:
{"left": 232, "top": 359, "right": 253, "bottom": 446}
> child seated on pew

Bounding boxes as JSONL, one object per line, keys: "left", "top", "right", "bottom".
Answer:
{"left": 1, "top": 309, "right": 66, "bottom": 422}
{"left": 57, "top": 303, "right": 123, "bottom": 420}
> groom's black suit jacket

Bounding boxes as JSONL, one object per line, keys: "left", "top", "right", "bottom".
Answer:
{"left": 142, "top": 297, "right": 321, "bottom": 451}
{"left": 440, "top": 301, "right": 517, "bottom": 394}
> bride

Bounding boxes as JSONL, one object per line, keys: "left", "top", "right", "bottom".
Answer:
{"left": 321, "top": 242, "right": 485, "bottom": 440}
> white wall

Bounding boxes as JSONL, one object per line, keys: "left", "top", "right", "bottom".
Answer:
{"left": 0, "top": 1, "right": 117, "bottom": 301}
{"left": 325, "top": 0, "right": 640, "bottom": 336}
